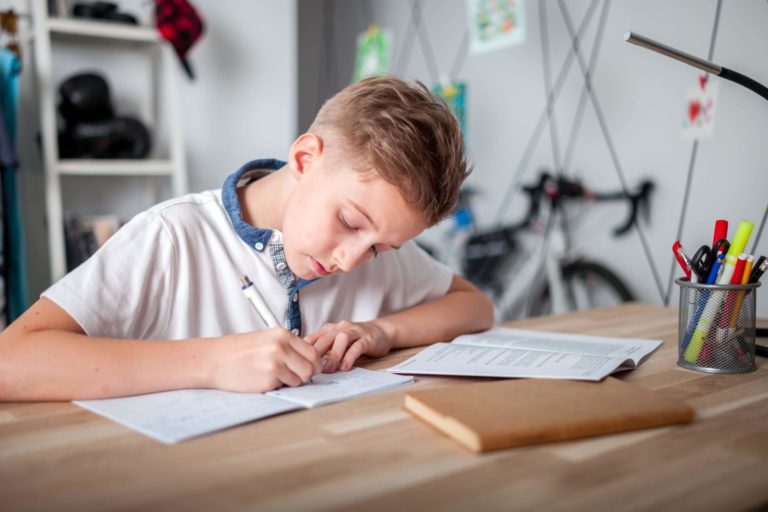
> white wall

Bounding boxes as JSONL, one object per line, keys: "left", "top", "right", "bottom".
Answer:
{"left": 179, "top": 0, "right": 297, "bottom": 192}
{"left": 299, "top": 0, "right": 768, "bottom": 317}
{"left": 16, "top": 0, "right": 297, "bottom": 299}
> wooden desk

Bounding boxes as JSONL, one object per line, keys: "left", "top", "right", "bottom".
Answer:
{"left": 2, "top": 303, "right": 767, "bottom": 511}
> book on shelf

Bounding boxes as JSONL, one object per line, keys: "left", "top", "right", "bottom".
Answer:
{"left": 388, "top": 328, "right": 662, "bottom": 381}
{"left": 75, "top": 367, "right": 414, "bottom": 444}
{"left": 404, "top": 377, "right": 694, "bottom": 453}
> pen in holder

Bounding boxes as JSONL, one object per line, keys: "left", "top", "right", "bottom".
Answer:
{"left": 676, "top": 278, "right": 761, "bottom": 373}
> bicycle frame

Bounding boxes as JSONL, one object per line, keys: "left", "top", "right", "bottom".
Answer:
{"left": 496, "top": 203, "right": 571, "bottom": 320}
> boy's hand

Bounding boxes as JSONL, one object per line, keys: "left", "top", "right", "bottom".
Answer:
{"left": 304, "top": 320, "right": 392, "bottom": 373}
{"left": 211, "top": 328, "right": 322, "bottom": 392}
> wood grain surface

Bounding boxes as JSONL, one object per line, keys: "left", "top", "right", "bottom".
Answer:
{"left": 1, "top": 303, "right": 767, "bottom": 511}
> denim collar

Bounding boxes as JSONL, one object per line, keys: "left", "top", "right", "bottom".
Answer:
{"left": 222, "top": 159, "right": 315, "bottom": 289}
{"left": 222, "top": 159, "right": 285, "bottom": 249}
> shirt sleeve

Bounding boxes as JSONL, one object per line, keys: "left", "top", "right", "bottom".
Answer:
{"left": 42, "top": 210, "right": 177, "bottom": 339}
{"left": 379, "top": 240, "right": 454, "bottom": 315}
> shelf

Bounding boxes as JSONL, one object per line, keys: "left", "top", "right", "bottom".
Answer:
{"left": 47, "top": 17, "right": 160, "bottom": 44}
{"left": 33, "top": 0, "right": 187, "bottom": 281}
{"left": 56, "top": 159, "right": 175, "bottom": 176}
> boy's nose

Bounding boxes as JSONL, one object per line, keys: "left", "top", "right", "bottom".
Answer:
{"left": 333, "top": 242, "right": 371, "bottom": 273}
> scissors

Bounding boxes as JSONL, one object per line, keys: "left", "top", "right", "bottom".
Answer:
{"left": 690, "top": 238, "right": 730, "bottom": 282}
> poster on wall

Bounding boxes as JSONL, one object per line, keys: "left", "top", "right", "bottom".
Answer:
{"left": 433, "top": 82, "right": 467, "bottom": 139}
{"left": 353, "top": 24, "right": 393, "bottom": 82}
{"left": 682, "top": 74, "right": 718, "bottom": 139}
{"left": 467, "top": 0, "right": 527, "bottom": 55}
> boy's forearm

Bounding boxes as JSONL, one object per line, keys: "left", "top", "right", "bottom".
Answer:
{"left": 0, "top": 331, "right": 214, "bottom": 401}
{"left": 373, "top": 280, "right": 494, "bottom": 349}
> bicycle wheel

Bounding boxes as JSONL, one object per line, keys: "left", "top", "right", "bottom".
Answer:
{"left": 529, "top": 260, "right": 634, "bottom": 317}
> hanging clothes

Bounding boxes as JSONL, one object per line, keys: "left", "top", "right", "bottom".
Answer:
{"left": 0, "top": 47, "right": 27, "bottom": 324}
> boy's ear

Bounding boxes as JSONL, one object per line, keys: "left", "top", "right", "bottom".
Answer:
{"left": 287, "top": 133, "right": 324, "bottom": 180}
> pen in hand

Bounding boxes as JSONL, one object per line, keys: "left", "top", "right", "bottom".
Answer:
{"left": 241, "top": 275, "right": 280, "bottom": 328}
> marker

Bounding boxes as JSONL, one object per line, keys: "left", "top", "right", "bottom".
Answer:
{"left": 706, "top": 252, "right": 725, "bottom": 284}
{"left": 750, "top": 256, "right": 768, "bottom": 283}
{"left": 743, "top": 256, "right": 755, "bottom": 286}
{"left": 718, "top": 253, "right": 746, "bottom": 330}
{"left": 713, "top": 219, "right": 728, "bottom": 248}
{"left": 241, "top": 274, "right": 279, "bottom": 328}
{"left": 729, "top": 255, "right": 753, "bottom": 328}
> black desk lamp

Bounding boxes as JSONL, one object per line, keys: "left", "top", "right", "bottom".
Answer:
{"left": 624, "top": 32, "right": 768, "bottom": 101}
{"left": 624, "top": 31, "right": 768, "bottom": 349}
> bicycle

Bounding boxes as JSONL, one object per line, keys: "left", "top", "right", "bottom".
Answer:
{"left": 422, "top": 172, "right": 654, "bottom": 321}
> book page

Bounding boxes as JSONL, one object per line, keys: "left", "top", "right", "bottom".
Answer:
{"left": 452, "top": 328, "right": 661, "bottom": 365}
{"left": 266, "top": 367, "right": 414, "bottom": 408}
{"left": 388, "top": 343, "right": 639, "bottom": 381}
{"left": 75, "top": 389, "right": 300, "bottom": 444}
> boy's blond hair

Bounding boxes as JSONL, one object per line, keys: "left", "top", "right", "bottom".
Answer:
{"left": 309, "top": 75, "right": 471, "bottom": 225}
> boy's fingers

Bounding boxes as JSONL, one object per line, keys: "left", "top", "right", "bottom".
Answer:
{"left": 325, "top": 331, "right": 354, "bottom": 373}
{"left": 289, "top": 338, "right": 322, "bottom": 374}
{"left": 313, "top": 332, "right": 339, "bottom": 358}
{"left": 275, "top": 362, "right": 304, "bottom": 388}
{"left": 340, "top": 340, "right": 364, "bottom": 371}
{"left": 283, "top": 348, "right": 319, "bottom": 384}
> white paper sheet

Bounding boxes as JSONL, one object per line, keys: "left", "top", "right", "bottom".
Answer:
{"left": 75, "top": 368, "right": 414, "bottom": 444}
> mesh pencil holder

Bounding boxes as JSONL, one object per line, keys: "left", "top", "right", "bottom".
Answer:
{"left": 676, "top": 278, "right": 761, "bottom": 374}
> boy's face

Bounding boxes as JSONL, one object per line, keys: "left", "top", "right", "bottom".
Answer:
{"left": 281, "top": 151, "right": 428, "bottom": 280}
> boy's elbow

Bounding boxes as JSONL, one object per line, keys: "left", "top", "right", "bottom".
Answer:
{"left": 476, "top": 291, "right": 495, "bottom": 331}
{"left": 449, "top": 275, "right": 495, "bottom": 332}
{"left": 0, "top": 329, "right": 38, "bottom": 401}
{"left": 0, "top": 335, "right": 17, "bottom": 400}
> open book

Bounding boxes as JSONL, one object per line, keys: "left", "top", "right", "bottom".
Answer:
{"left": 388, "top": 328, "right": 661, "bottom": 381}
{"left": 75, "top": 368, "right": 413, "bottom": 444}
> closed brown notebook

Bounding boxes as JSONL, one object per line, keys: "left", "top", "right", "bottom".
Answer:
{"left": 404, "top": 377, "right": 695, "bottom": 453}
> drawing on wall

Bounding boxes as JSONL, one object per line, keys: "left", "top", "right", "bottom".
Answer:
{"left": 433, "top": 82, "right": 467, "bottom": 139}
{"left": 467, "top": 0, "right": 526, "bottom": 55}
{"left": 682, "top": 74, "right": 718, "bottom": 139}
{"left": 353, "top": 24, "right": 393, "bottom": 82}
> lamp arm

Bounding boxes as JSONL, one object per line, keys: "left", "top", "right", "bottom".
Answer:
{"left": 625, "top": 32, "right": 768, "bottom": 102}
{"left": 718, "top": 68, "right": 768, "bottom": 102}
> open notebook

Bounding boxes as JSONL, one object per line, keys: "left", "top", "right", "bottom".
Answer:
{"left": 75, "top": 368, "right": 413, "bottom": 444}
{"left": 388, "top": 328, "right": 662, "bottom": 381}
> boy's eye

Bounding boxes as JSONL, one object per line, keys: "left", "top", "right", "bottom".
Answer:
{"left": 339, "top": 215, "right": 356, "bottom": 230}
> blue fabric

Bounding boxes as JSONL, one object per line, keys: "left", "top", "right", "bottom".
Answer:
{"left": 0, "top": 49, "right": 26, "bottom": 322}
{"left": 221, "top": 160, "right": 316, "bottom": 335}
{"left": 0, "top": 50, "right": 19, "bottom": 145}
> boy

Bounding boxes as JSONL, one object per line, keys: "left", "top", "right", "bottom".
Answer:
{"left": 0, "top": 76, "right": 494, "bottom": 401}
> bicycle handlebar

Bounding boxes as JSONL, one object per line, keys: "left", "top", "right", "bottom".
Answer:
{"left": 498, "top": 172, "right": 654, "bottom": 237}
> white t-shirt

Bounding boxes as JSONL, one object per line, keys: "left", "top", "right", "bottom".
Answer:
{"left": 43, "top": 189, "right": 454, "bottom": 340}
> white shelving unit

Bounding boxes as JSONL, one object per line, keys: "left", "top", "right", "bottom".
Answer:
{"left": 31, "top": 0, "right": 187, "bottom": 281}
